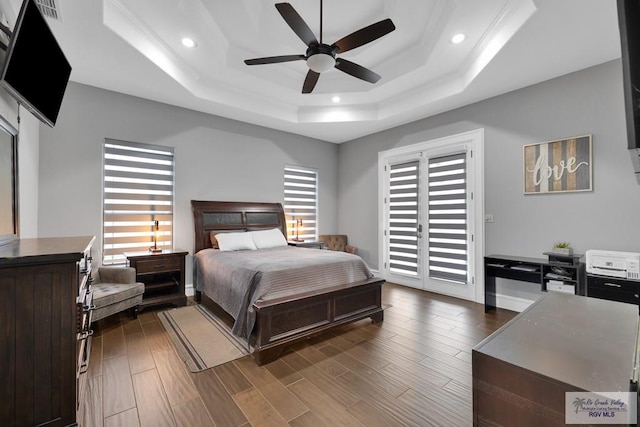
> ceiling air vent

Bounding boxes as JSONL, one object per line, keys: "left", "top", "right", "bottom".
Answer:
{"left": 34, "top": 0, "right": 61, "bottom": 21}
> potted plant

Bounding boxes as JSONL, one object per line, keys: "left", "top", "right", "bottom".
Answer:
{"left": 552, "top": 242, "right": 573, "bottom": 256}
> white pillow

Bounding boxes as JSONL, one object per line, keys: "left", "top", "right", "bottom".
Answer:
{"left": 215, "top": 232, "right": 257, "bottom": 251}
{"left": 251, "top": 228, "right": 288, "bottom": 249}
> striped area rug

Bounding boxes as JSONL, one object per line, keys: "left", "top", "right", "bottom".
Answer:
{"left": 158, "top": 305, "right": 250, "bottom": 372}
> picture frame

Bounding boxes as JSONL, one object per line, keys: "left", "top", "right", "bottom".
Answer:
{"left": 523, "top": 135, "right": 592, "bottom": 194}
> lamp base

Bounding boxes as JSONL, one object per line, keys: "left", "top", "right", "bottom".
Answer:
{"left": 291, "top": 238, "right": 305, "bottom": 242}
{"left": 149, "top": 246, "right": 162, "bottom": 253}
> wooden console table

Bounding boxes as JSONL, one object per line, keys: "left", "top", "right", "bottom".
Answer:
{"left": 473, "top": 292, "right": 639, "bottom": 426}
{"left": 484, "top": 254, "right": 586, "bottom": 312}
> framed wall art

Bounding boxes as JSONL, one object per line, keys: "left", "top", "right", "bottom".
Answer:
{"left": 523, "top": 135, "right": 592, "bottom": 194}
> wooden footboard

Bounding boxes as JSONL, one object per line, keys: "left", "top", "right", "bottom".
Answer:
{"left": 251, "top": 276, "right": 385, "bottom": 365}
{"left": 197, "top": 277, "right": 385, "bottom": 365}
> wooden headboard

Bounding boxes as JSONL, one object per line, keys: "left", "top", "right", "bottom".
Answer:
{"left": 191, "top": 200, "right": 287, "bottom": 253}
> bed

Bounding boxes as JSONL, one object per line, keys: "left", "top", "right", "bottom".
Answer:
{"left": 191, "top": 200, "right": 385, "bottom": 365}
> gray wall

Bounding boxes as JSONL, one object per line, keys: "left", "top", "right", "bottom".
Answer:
{"left": 35, "top": 60, "right": 640, "bottom": 301}
{"left": 38, "top": 82, "right": 339, "bottom": 278}
{"left": 338, "top": 60, "right": 640, "bottom": 278}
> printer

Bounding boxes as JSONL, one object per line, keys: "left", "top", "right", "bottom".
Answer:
{"left": 585, "top": 249, "right": 640, "bottom": 280}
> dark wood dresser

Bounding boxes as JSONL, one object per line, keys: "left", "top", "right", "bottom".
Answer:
{"left": 473, "top": 292, "right": 639, "bottom": 426}
{"left": 0, "top": 236, "right": 95, "bottom": 427}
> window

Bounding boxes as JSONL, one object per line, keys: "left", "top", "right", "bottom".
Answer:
{"left": 102, "top": 139, "right": 175, "bottom": 264}
{"left": 283, "top": 165, "right": 318, "bottom": 241}
{"left": 427, "top": 152, "right": 468, "bottom": 283}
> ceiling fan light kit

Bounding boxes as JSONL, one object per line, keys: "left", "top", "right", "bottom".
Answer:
{"left": 306, "top": 45, "right": 336, "bottom": 73}
{"left": 244, "top": 1, "right": 395, "bottom": 93}
{"left": 307, "top": 53, "right": 335, "bottom": 73}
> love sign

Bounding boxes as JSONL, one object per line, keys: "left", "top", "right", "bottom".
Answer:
{"left": 523, "top": 135, "right": 592, "bottom": 194}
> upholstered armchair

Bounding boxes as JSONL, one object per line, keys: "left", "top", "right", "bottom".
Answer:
{"left": 318, "top": 234, "right": 357, "bottom": 254}
{"left": 91, "top": 266, "right": 145, "bottom": 322}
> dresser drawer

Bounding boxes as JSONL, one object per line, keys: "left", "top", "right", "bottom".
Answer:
{"left": 134, "top": 256, "right": 183, "bottom": 274}
{"left": 587, "top": 275, "right": 639, "bottom": 305}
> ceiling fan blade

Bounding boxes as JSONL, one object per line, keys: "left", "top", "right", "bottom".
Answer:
{"left": 335, "top": 58, "right": 381, "bottom": 83}
{"left": 302, "top": 70, "right": 320, "bottom": 93}
{"left": 244, "top": 55, "right": 306, "bottom": 65}
{"left": 275, "top": 3, "right": 318, "bottom": 47}
{"left": 331, "top": 18, "right": 395, "bottom": 54}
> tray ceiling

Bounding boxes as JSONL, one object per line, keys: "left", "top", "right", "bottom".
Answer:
{"left": 2, "top": 0, "right": 621, "bottom": 143}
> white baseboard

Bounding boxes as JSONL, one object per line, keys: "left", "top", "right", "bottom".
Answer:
{"left": 494, "top": 293, "right": 535, "bottom": 312}
{"left": 185, "top": 283, "right": 194, "bottom": 297}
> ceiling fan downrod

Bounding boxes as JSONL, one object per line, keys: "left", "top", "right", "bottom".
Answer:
{"left": 319, "top": 0, "right": 323, "bottom": 44}
{"left": 306, "top": 0, "right": 335, "bottom": 73}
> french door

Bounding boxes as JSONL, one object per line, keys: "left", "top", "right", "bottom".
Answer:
{"left": 379, "top": 130, "right": 483, "bottom": 302}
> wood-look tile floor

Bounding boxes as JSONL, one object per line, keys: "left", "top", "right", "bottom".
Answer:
{"left": 81, "top": 283, "right": 516, "bottom": 427}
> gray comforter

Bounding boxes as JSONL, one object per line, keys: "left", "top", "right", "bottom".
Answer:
{"left": 193, "top": 246, "right": 373, "bottom": 338}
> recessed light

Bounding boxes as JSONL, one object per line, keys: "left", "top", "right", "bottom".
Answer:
{"left": 450, "top": 33, "right": 465, "bottom": 44}
{"left": 332, "top": 96, "right": 341, "bottom": 103}
{"left": 181, "top": 37, "right": 197, "bottom": 48}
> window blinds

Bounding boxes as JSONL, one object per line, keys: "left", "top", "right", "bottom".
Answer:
{"left": 427, "top": 152, "right": 468, "bottom": 283}
{"left": 388, "top": 161, "right": 420, "bottom": 276}
{"left": 283, "top": 165, "right": 318, "bottom": 241}
{"left": 103, "top": 139, "right": 174, "bottom": 264}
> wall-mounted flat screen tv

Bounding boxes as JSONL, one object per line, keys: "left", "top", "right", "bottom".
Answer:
{"left": 617, "top": 0, "right": 640, "bottom": 182}
{"left": 0, "top": 0, "right": 71, "bottom": 127}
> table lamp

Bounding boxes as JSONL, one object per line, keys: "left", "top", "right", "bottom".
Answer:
{"left": 150, "top": 220, "right": 162, "bottom": 253}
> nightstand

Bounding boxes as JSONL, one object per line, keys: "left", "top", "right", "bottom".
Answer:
{"left": 287, "top": 241, "right": 325, "bottom": 249}
{"left": 124, "top": 249, "right": 188, "bottom": 311}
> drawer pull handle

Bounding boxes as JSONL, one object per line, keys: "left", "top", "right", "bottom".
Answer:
{"left": 78, "top": 289, "right": 93, "bottom": 305}
{"left": 83, "top": 304, "right": 96, "bottom": 313}
{"left": 603, "top": 282, "right": 622, "bottom": 288}
{"left": 78, "top": 330, "right": 94, "bottom": 341}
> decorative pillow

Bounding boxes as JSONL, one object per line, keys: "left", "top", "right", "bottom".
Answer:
{"left": 251, "top": 228, "right": 288, "bottom": 249}
{"left": 215, "top": 232, "right": 257, "bottom": 251}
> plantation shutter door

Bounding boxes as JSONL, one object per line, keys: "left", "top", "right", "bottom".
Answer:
{"left": 284, "top": 165, "right": 318, "bottom": 241}
{"left": 427, "top": 152, "right": 468, "bottom": 283}
{"left": 388, "top": 160, "right": 420, "bottom": 277}
{"left": 103, "top": 139, "right": 175, "bottom": 265}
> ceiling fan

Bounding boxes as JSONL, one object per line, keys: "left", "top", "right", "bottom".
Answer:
{"left": 244, "top": 1, "right": 396, "bottom": 94}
